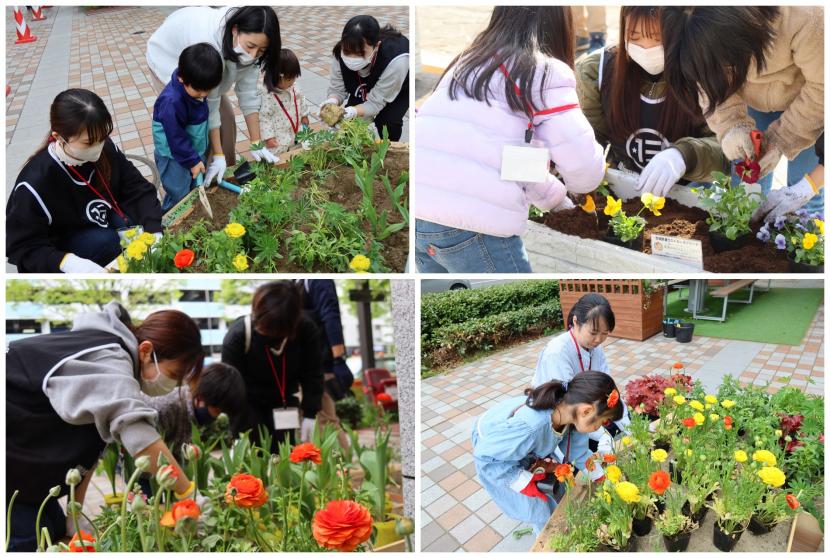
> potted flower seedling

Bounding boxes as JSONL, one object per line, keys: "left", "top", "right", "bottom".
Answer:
{"left": 757, "top": 212, "right": 824, "bottom": 272}
{"left": 656, "top": 485, "right": 698, "bottom": 552}
{"left": 748, "top": 490, "right": 802, "bottom": 535}
{"left": 693, "top": 171, "right": 761, "bottom": 252}
{"left": 602, "top": 193, "right": 664, "bottom": 250}
{"left": 709, "top": 449, "right": 766, "bottom": 551}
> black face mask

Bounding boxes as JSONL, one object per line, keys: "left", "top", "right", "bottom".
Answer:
{"left": 194, "top": 405, "right": 215, "bottom": 426}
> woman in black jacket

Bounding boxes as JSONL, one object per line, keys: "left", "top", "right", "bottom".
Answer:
{"left": 6, "top": 89, "right": 163, "bottom": 273}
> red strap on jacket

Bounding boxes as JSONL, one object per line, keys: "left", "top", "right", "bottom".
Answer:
{"left": 497, "top": 63, "right": 579, "bottom": 131}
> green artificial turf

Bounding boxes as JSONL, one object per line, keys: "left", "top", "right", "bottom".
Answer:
{"left": 664, "top": 287, "right": 822, "bottom": 345}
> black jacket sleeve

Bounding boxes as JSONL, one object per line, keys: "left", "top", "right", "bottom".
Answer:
{"left": 308, "top": 280, "right": 345, "bottom": 347}
{"left": 221, "top": 320, "right": 247, "bottom": 376}
{"left": 110, "top": 142, "right": 163, "bottom": 233}
{"left": 6, "top": 182, "right": 67, "bottom": 272}
{"left": 297, "top": 317, "right": 324, "bottom": 419}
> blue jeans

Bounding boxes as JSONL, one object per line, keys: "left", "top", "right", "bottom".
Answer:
{"left": 157, "top": 153, "right": 204, "bottom": 212}
{"left": 730, "top": 107, "right": 823, "bottom": 214}
{"left": 415, "top": 219, "right": 532, "bottom": 273}
{"left": 7, "top": 498, "right": 66, "bottom": 552}
{"left": 56, "top": 212, "right": 128, "bottom": 267}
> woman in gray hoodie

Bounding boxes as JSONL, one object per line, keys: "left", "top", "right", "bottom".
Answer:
{"left": 6, "top": 301, "right": 204, "bottom": 552}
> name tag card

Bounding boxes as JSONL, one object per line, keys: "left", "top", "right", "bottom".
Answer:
{"left": 501, "top": 144, "right": 550, "bottom": 183}
{"left": 272, "top": 407, "right": 301, "bottom": 430}
{"left": 650, "top": 234, "right": 704, "bottom": 268}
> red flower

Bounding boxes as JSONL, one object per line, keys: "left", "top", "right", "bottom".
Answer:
{"left": 376, "top": 392, "right": 393, "bottom": 402}
{"left": 554, "top": 463, "right": 574, "bottom": 482}
{"left": 174, "top": 249, "right": 196, "bottom": 269}
{"left": 735, "top": 159, "right": 761, "bottom": 184}
{"left": 607, "top": 389, "right": 619, "bottom": 408}
{"left": 172, "top": 499, "right": 201, "bottom": 523}
{"left": 672, "top": 362, "right": 684, "bottom": 370}
{"left": 723, "top": 416, "right": 733, "bottom": 430}
{"left": 290, "top": 442, "right": 323, "bottom": 465}
{"left": 786, "top": 494, "right": 800, "bottom": 510}
{"left": 312, "top": 500, "right": 374, "bottom": 552}
{"left": 602, "top": 454, "right": 616, "bottom": 464}
{"left": 68, "top": 530, "right": 96, "bottom": 552}
{"left": 225, "top": 473, "right": 268, "bottom": 508}
{"left": 820, "top": 433, "right": 825, "bottom": 444}
{"left": 648, "top": 470, "right": 671, "bottom": 495}
{"left": 584, "top": 455, "right": 596, "bottom": 473}
{"left": 683, "top": 418, "right": 697, "bottom": 429}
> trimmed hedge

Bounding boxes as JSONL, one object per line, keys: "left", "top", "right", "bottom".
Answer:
{"left": 421, "top": 281, "right": 559, "bottom": 342}
{"left": 422, "top": 300, "right": 562, "bottom": 368}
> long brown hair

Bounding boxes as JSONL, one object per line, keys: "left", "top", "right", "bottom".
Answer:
{"left": 251, "top": 281, "right": 303, "bottom": 339}
{"left": 31, "top": 89, "right": 114, "bottom": 186}
{"left": 603, "top": 7, "right": 704, "bottom": 143}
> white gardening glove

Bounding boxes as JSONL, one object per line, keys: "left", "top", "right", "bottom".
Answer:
{"left": 597, "top": 431, "right": 615, "bottom": 455}
{"left": 637, "top": 147, "right": 686, "bottom": 197}
{"left": 343, "top": 106, "right": 358, "bottom": 120}
{"left": 721, "top": 124, "right": 755, "bottom": 161}
{"left": 300, "top": 417, "right": 316, "bottom": 442}
{"left": 752, "top": 176, "right": 818, "bottom": 223}
{"left": 60, "top": 253, "right": 106, "bottom": 274}
{"left": 757, "top": 144, "right": 783, "bottom": 179}
{"left": 553, "top": 195, "right": 575, "bottom": 212}
{"left": 251, "top": 146, "right": 280, "bottom": 164}
{"left": 203, "top": 155, "right": 227, "bottom": 186}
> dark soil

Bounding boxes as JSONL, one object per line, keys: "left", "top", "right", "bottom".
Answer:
{"left": 172, "top": 187, "right": 238, "bottom": 233}
{"left": 533, "top": 196, "right": 789, "bottom": 273}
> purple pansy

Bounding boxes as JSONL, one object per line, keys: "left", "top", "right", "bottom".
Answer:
{"left": 775, "top": 234, "right": 787, "bottom": 250}
{"left": 756, "top": 224, "right": 771, "bottom": 242}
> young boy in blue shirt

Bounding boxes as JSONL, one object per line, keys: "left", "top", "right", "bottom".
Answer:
{"left": 152, "top": 43, "right": 223, "bottom": 211}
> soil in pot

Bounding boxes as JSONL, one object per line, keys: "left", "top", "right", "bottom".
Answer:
{"left": 748, "top": 515, "right": 774, "bottom": 535}
{"left": 712, "top": 521, "right": 745, "bottom": 552}
{"left": 675, "top": 323, "right": 695, "bottom": 343}
{"left": 633, "top": 516, "right": 653, "bottom": 537}
{"left": 533, "top": 197, "right": 790, "bottom": 272}
{"left": 708, "top": 230, "right": 750, "bottom": 253}
{"left": 663, "top": 530, "right": 693, "bottom": 552}
{"left": 787, "top": 252, "right": 824, "bottom": 273}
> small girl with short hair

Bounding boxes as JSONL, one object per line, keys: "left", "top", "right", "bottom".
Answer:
{"left": 259, "top": 48, "right": 310, "bottom": 156}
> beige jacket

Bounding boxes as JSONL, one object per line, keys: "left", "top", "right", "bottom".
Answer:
{"left": 702, "top": 6, "right": 824, "bottom": 159}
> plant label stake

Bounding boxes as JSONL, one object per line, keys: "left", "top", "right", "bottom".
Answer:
{"left": 194, "top": 172, "right": 213, "bottom": 219}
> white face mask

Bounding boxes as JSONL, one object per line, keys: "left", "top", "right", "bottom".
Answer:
{"left": 626, "top": 42, "right": 665, "bottom": 76}
{"left": 140, "top": 351, "right": 179, "bottom": 396}
{"left": 342, "top": 46, "right": 375, "bottom": 71}
{"left": 55, "top": 137, "right": 105, "bottom": 166}
{"left": 233, "top": 35, "right": 259, "bottom": 65}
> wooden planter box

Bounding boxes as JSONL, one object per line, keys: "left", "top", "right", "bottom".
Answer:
{"left": 559, "top": 280, "right": 664, "bottom": 341}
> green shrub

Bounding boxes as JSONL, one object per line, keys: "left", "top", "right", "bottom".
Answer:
{"left": 423, "top": 300, "right": 562, "bottom": 368}
{"left": 421, "top": 281, "right": 559, "bottom": 341}
{"left": 335, "top": 396, "right": 364, "bottom": 429}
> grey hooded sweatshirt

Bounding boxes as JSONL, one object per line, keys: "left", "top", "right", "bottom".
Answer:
{"left": 44, "top": 301, "right": 161, "bottom": 456}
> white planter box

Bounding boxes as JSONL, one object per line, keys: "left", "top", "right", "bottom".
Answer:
{"left": 523, "top": 169, "right": 761, "bottom": 273}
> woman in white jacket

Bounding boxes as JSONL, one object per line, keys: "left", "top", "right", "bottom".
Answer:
{"left": 146, "top": 6, "right": 282, "bottom": 185}
{"left": 414, "top": 6, "right": 605, "bottom": 273}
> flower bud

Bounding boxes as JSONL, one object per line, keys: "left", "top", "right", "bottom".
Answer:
{"left": 156, "top": 465, "right": 179, "bottom": 490}
{"left": 216, "top": 413, "right": 230, "bottom": 428}
{"left": 49, "top": 486, "right": 62, "bottom": 498}
{"left": 775, "top": 429, "right": 783, "bottom": 437}
{"left": 65, "top": 469, "right": 82, "bottom": 487}
{"left": 784, "top": 435, "right": 793, "bottom": 443}
{"left": 46, "top": 545, "right": 60, "bottom": 553}
{"left": 135, "top": 456, "right": 151, "bottom": 472}
{"left": 395, "top": 517, "right": 415, "bottom": 537}
{"left": 182, "top": 444, "right": 200, "bottom": 461}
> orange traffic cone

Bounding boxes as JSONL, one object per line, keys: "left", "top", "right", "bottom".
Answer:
{"left": 13, "top": 7, "right": 37, "bottom": 44}
{"left": 30, "top": 6, "right": 47, "bottom": 21}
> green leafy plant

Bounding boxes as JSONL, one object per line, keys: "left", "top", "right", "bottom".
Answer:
{"left": 694, "top": 171, "right": 761, "bottom": 240}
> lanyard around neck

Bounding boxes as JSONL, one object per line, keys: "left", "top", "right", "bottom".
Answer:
{"left": 569, "top": 328, "right": 591, "bottom": 373}
{"left": 274, "top": 89, "right": 299, "bottom": 134}
{"left": 66, "top": 164, "right": 127, "bottom": 222}
{"left": 264, "top": 346, "right": 287, "bottom": 407}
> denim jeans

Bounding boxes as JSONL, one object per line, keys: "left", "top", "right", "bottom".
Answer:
{"left": 415, "top": 219, "right": 532, "bottom": 273}
{"left": 157, "top": 153, "right": 204, "bottom": 212}
{"left": 56, "top": 211, "right": 129, "bottom": 267}
{"left": 7, "top": 498, "right": 66, "bottom": 552}
{"left": 729, "top": 106, "right": 823, "bottom": 214}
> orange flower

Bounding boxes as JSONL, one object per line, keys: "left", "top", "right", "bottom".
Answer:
{"left": 648, "top": 470, "right": 671, "bottom": 495}
{"left": 786, "top": 494, "right": 800, "bottom": 510}
{"left": 603, "top": 454, "right": 617, "bottom": 464}
{"left": 172, "top": 499, "right": 201, "bottom": 523}
{"left": 173, "top": 249, "right": 195, "bottom": 269}
{"left": 724, "top": 416, "right": 734, "bottom": 430}
{"left": 68, "top": 530, "right": 96, "bottom": 552}
{"left": 580, "top": 194, "right": 596, "bottom": 213}
{"left": 312, "top": 500, "right": 374, "bottom": 552}
{"left": 554, "top": 463, "right": 574, "bottom": 482}
{"left": 607, "top": 389, "right": 619, "bottom": 408}
{"left": 682, "top": 417, "right": 696, "bottom": 429}
{"left": 376, "top": 392, "right": 393, "bottom": 402}
{"left": 673, "top": 362, "right": 684, "bottom": 369}
{"left": 290, "top": 442, "right": 323, "bottom": 465}
{"left": 159, "top": 511, "right": 176, "bottom": 528}
{"left": 225, "top": 473, "right": 268, "bottom": 508}
{"left": 584, "top": 455, "right": 596, "bottom": 473}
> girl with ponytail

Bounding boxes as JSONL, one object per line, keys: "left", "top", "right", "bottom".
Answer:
{"left": 472, "top": 371, "right": 623, "bottom": 533}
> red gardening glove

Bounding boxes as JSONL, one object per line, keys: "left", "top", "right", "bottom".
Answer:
{"left": 594, "top": 475, "right": 606, "bottom": 483}
{"left": 519, "top": 472, "right": 547, "bottom": 501}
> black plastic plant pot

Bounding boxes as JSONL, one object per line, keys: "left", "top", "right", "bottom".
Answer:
{"left": 747, "top": 515, "right": 773, "bottom": 535}
{"left": 713, "top": 521, "right": 744, "bottom": 552}
{"left": 654, "top": 438, "right": 671, "bottom": 452}
{"left": 786, "top": 252, "right": 824, "bottom": 273}
{"left": 655, "top": 498, "right": 666, "bottom": 515}
{"left": 604, "top": 226, "right": 643, "bottom": 251}
{"left": 663, "top": 321, "right": 677, "bottom": 338}
{"left": 601, "top": 538, "right": 636, "bottom": 552}
{"left": 233, "top": 161, "right": 256, "bottom": 185}
{"left": 682, "top": 500, "right": 708, "bottom": 524}
{"left": 708, "top": 229, "right": 750, "bottom": 253}
{"left": 633, "top": 515, "right": 653, "bottom": 537}
{"left": 663, "top": 531, "right": 693, "bottom": 552}
{"left": 675, "top": 323, "right": 695, "bottom": 343}
{"left": 669, "top": 462, "right": 683, "bottom": 484}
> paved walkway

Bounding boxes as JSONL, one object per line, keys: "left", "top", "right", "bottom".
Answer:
{"left": 420, "top": 302, "right": 824, "bottom": 552}
{"left": 6, "top": 5, "right": 409, "bottom": 197}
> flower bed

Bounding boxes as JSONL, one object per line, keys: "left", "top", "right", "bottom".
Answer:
{"left": 116, "top": 121, "right": 408, "bottom": 273}
{"left": 9, "top": 421, "right": 410, "bottom": 552}
{"left": 535, "top": 375, "right": 823, "bottom": 552}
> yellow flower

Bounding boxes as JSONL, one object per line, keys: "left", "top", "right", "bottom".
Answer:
{"left": 603, "top": 489, "right": 612, "bottom": 504}
{"left": 752, "top": 450, "right": 777, "bottom": 466}
{"left": 705, "top": 395, "right": 718, "bottom": 405}
{"left": 232, "top": 253, "right": 249, "bottom": 271}
{"left": 651, "top": 449, "right": 668, "bottom": 463}
{"left": 775, "top": 429, "right": 783, "bottom": 437}
{"left": 615, "top": 481, "right": 641, "bottom": 504}
{"left": 641, "top": 192, "right": 666, "bottom": 216}
{"left": 803, "top": 233, "right": 818, "bottom": 250}
{"left": 709, "top": 413, "right": 720, "bottom": 422}
{"left": 689, "top": 400, "right": 705, "bottom": 411}
{"left": 685, "top": 449, "right": 693, "bottom": 457}
{"left": 580, "top": 194, "right": 596, "bottom": 213}
{"left": 117, "top": 255, "right": 128, "bottom": 273}
{"left": 224, "top": 222, "right": 246, "bottom": 238}
{"left": 757, "top": 466, "right": 786, "bottom": 488}
{"left": 604, "top": 196, "right": 623, "bottom": 217}
{"left": 673, "top": 395, "right": 686, "bottom": 405}
{"left": 125, "top": 240, "right": 147, "bottom": 260}
{"left": 621, "top": 436, "right": 633, "bottom": 447}
{"left": 124, "top": 228, "right": 138, "bottom": 239}
{"left": 814, "top": 219, "right": 825, "bottom": 235}
{"left": 693, "top": 412, "right": 705, "bottom": 426}
{"left": 349, "top": 254, "right": 371, "bottom": 273}
{"left": 606, "top": 465, "right": 622, "bottom": 484}
{"left": 705, "top": 403, "right": 712, "bottom": 410}
{"left": 734, "top": 450, "right": 748, "bottom": 463}
{"left": 139, "top": 232, "right": 156, "bottom": 246}
{"left": 721, "top": 399, "right": 736, "bottom": 409}
{"left": 664, "top": 387, "right": 677, "bottom": 397}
